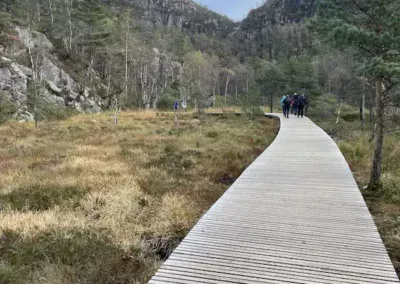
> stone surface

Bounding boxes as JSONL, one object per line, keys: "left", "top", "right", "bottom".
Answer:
{"left": 15, "top": 27, "right": 53, "bottom": 51}
{"left": 17, "top": 109, "right": 34, "bottom": 122}
{"left": 47, "top": 80, "right": 62, "bottom": 94}
{"left": 0, "top": 68, "right": 12, "bottom": 90}
{"left": 49, "top": 95, "right": 66, "bottom": 106}
{"left": 115, "top": 0, "right": 236, "bottom": 36}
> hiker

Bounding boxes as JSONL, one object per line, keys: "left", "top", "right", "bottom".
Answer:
{"left": 281, "top": 95, "right": 291, "bottom": 118}
{"left": 297, "top": 94, "right": 307, "bottom": 118}
{"left": 280, "top": 95, "right": 287, "bottom": 116}
{"left": 284, "top": 95, "right": 291, "bottom": 118}
{"left": 181, "top": 100, "right": 187, "bottom": 112}
{"left": 173, "top": 100, "right": 179, "bottom": 111}
{"left": 290, "top": 96, "right": 295, "bottom": 114}
{"left": 292, "top": 93, "right": 299, "bottom": 115}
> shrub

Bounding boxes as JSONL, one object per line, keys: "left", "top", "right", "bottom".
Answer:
{"left": 156, "top": 96, "right": 175, "bottom": 111}
{"left": 0, "top": 92, "right": 17, "bottom": 123}
{"left": 40, "top": 102, "right": 78, "bottom": 121}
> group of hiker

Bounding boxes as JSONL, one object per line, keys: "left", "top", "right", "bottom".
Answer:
{"left": 281, "top": 93, "right": 307, "bottom": 118}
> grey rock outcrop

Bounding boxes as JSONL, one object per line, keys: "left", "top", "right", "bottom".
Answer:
{"left": 15, "top": 26, "right": 53, "bottom": 52}
{"left": 109, "top": 0, "right": 237, "bottom": 37}
{"left": 0, "top": 27, "right": 104, "bottom": 119}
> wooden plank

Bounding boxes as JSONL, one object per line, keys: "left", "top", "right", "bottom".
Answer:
{"left": 148, "top": 115, "right": 399, "bottom": 284}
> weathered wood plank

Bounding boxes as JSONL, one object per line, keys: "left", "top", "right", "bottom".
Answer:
{"left": 148, "top": 115, "right": 399, "bottom": 284}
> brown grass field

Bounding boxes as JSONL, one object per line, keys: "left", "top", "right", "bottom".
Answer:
{"left": 0, "top": 111, "right": 278, "bottom": 284}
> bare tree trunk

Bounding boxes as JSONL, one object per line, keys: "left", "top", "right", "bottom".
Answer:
{"left": 48, "top": 0, "right": 54, "bottom": 26}
{"left": 124, "top": 11, "right": 130, "bottom": 104}
{"left": 83, "top": 53, "right": 94, "bottom": 94}
{"left": 224, "top": 76, "right": 230, "bottom": 104}
{"left": 113, "top": 94, "right": 118, "bottom": 125}
{"left": 369, "top": 78, "right": 386, "bottom": 189}
{"left": 106, "top": 73, "right": 111, "bottom": 99}
{"left": 360, "top": 92, "right": 365, "bottom": 128}
{"left": 269, "top": 94, "right": 273, "bottom": 113}
{"left": 27, "top": 18, "right": 36, "bottom": 82}
{"left": 235, "top": 81, "right": 238, "bottom": 99}
{"left": 67, "top": 0, "right": 73, "bottom": 51}
{"left": 369, "top": 99, "right": 374, "bottom": 124}
{"left": 336, "top": 100, "right": 341, "bottom": 124}
{"left": 36, "top": 0, "right": 41, "bottom": 23}
{"left": 328, "top": 77, "right": 331, "bottom": 95}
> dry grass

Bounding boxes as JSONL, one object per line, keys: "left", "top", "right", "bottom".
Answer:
{"left": 0, "top": 111, "right": 277, "bottom": 284}
{"left": 322, "top": 121, "right": 400, "bottom": 278}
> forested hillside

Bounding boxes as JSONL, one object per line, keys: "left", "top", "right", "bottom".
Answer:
{"left": 0, "top": 0, "right": 322, "bottom": 123}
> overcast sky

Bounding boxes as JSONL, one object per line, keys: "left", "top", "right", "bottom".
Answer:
{"left": 195, "top": 0, "right": 265, "bottom": 21}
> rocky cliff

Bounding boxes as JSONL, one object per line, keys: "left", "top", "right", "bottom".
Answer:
{"left": 240, "top": 0, "right": 316, "bottom": 32}
{"left": 0, "top": 27, "right": 103, "bottom": 121}
{"left": 233, "top": 0, "right": 316, "bottom": 59}
{"left": 106, "top": 0, "right": 237, "bottom": 37}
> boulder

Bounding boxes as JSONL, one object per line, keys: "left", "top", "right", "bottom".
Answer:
{"left": 49, "top": 95, "right": 66, "bottom": 106}
{"left": 11, "top": 74, "right": 28, "bottom": 92}
{"left": 39, "top": 57, "right": 79, "bottom": 94}
{"left": 0, "top": 68, "right": 12, "bottom": 90}
{"left": 15, "top": 27, "right": 53, "bottom": 51}
{"left": 17, "top": 110, "right": 34, "bottom": 122}
{"left": 83, "top": 87, "right": 90, "bottom": 98}
{"left": 12, "top": 91, "right": 26, "bottom": 106}
{"left": 18, "top": 65, "right": 33, "bottom": 77}
{"left": 83, "top": 99, "right": 101, "bottom": 113}
{"left": 0, "top": 56, "right": 11, "bottom": 64}
{"left": 9, "top": 63, "right": 26, "bottom": 77}
{"left": 67, "top": 91, "right": 79, "bottom": 100}
{"left": 46, "top": 80, "right": 62, "bottom": 94}
{"left": 7, "top": 63, "right": 28, "bottom": 92}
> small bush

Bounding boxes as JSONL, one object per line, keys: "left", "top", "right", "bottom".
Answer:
{"left": 0, "top": 92, "right": 17, "bottom": 123}
{"left": 342, "top": 113, "right": 359, "bottom": 122}
{"left": 40, "top": 102, "right": 78, "bottom": 121}
{"left": 156, "top": 96, "right": 175, "bottom": 111}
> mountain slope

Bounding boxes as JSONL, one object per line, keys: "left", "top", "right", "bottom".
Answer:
{"left": 106, "top": 0, "right": 237, "bottom": 37}
{"left": 233, "top": 0, "right": 317, "bottom": 59}
{"left": 241, "top": 0, "right": 316, "bottom": 30}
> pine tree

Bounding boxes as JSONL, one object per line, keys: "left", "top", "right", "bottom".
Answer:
{"left": 75, "top": 0, "right": 112, "bottom": 52}
{"left": 312, "top": 0, "right": 400, "bottom": 189}
{"left": 74, "top": 0, "right": 113, "bottom": 92}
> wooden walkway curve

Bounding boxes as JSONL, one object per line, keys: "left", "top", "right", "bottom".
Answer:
{"left": 149, "top": 115, "right": 399, "bottom": 284}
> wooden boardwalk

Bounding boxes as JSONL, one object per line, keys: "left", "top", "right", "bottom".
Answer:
{"left": 149, "top": 115, "right": 399, "bottom": 284}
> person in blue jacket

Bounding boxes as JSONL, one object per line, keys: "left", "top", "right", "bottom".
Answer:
{"left": 281, "top": 95, "right": 291, "bottom": 118}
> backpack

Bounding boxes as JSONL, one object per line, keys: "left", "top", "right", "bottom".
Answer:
{"left": 298, "top": 96, "right": 306, "bottom": 106}
{"left": 284, "top": 97, "right": 291, "bottom": 105}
